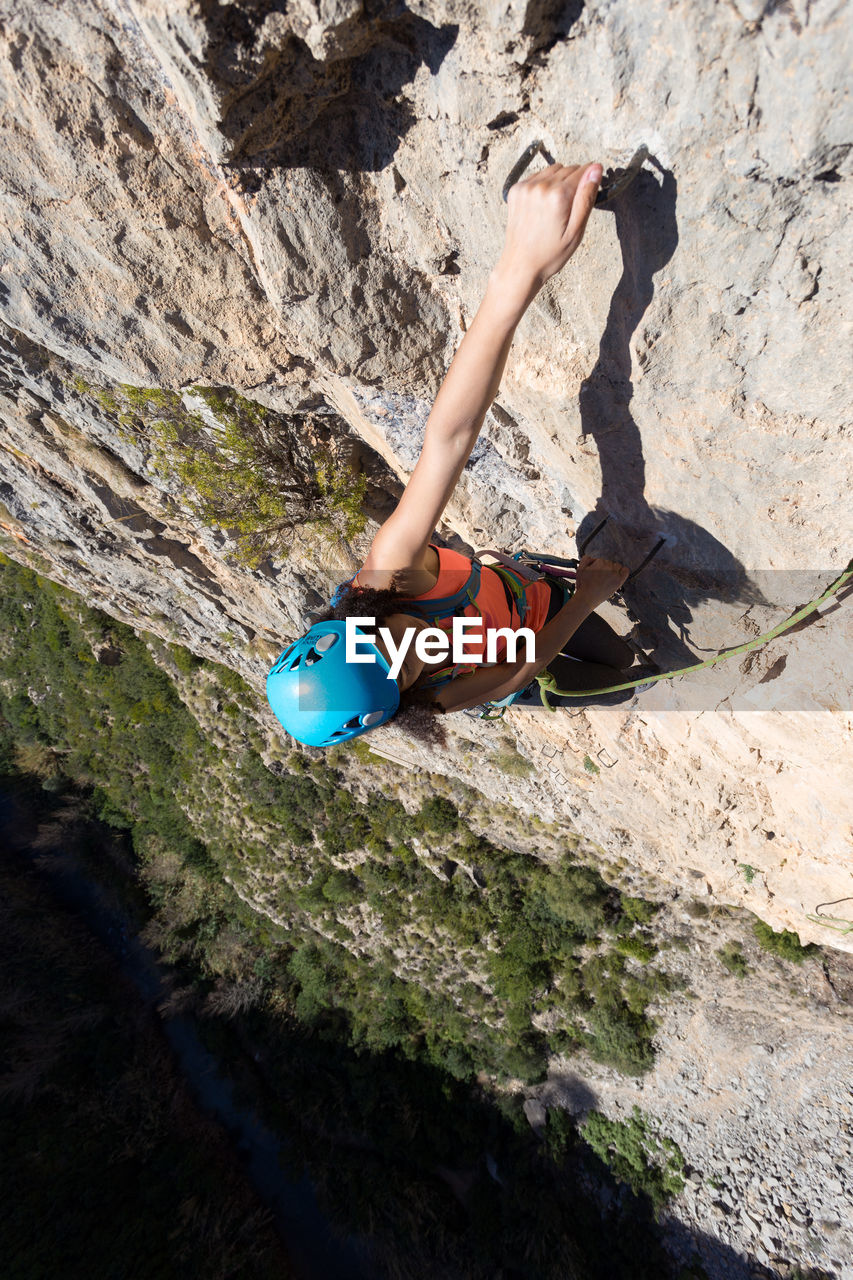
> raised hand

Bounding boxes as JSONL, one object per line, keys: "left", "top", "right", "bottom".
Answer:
{"left": 572, "top": 553, "right": 630, "bottom": 610}
{"left": 496, "top": 161, "right": 602, "bottom": 298}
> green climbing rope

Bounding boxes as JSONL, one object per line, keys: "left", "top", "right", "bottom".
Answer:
{"left": 533, "top": 557, "right": 853, "bottom": 708}
{"left": 806, "top": 899, "right": 853, "bottom": 935}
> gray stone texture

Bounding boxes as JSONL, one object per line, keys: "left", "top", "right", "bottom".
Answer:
{"left": 0, "top": 0, "right": 851, "bottom": 947}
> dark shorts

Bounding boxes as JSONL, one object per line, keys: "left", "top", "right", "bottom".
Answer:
{"left": 512, "top": 579, "right": 637, "bottom": 707}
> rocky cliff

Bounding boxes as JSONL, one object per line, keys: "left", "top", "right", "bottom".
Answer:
{"left": 1, "top": 0, "right": 851, "bottom": 949}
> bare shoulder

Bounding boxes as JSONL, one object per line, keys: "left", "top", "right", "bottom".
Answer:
{"left": 358, "top": 542, "right": 439, "bottom": 595}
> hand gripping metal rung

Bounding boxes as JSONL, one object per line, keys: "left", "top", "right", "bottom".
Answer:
{"left": 502, "top": 141, "right": 649, "bottom": 207}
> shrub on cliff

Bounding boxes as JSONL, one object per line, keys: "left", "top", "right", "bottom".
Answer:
{"left": 752, "top": 918, "right": 819, "bottom": 963}
{"left": 75, "top": 380, "right": 365, "bottom": 566}
{"left": 717, "top": 941, "right": 749, "bottom": 977}
{"left": 581, "top": 1106, "right": 685, "bottom": 1211}
{"left": 584, "top": 1003, "right": 656, "bottom": 1076}
{"left": 416, "top": 794, "right": 459, "bottom": 836}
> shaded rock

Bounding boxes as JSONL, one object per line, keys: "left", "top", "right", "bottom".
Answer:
{"left": 0, "top": 0, "right": 851, "bottom": 952}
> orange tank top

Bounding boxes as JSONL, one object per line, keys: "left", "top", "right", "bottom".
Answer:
{"left": 357, "top": 546, "right": 552, "bottom": 681}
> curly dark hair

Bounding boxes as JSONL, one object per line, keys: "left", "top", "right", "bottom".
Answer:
{"left": 313, "top": 578, "right": 448, "bottom": 746}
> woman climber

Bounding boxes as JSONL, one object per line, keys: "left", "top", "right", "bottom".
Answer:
{"left": 267, "top": 159, "right": 655, "bottom": 747}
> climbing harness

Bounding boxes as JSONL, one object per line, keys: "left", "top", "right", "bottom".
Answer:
{"left": 502, "top": 141, "right": 650, "bottom": 207}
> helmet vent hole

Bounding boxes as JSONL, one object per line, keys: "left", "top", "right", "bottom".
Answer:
{"left": 288, "top": 654, "right": 302, "bottom": 670}
{"left": 305, "top": 648, "right": 321, "bottom": 665}
{"left": 272, "top": 643, "right": 295, "bottom": 674}
{"left": 342, "top": 716, "right": 362, "bottom": 730}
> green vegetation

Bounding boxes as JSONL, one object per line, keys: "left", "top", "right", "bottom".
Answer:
{"left": 0, "top": 556, "right": 702, "bottom": 1278}
{"left": 0, "top": 556, "right": 678, "bottom": 1088}
{"left": 583, "top": 754, "right": 600, "bottom": 775}
{"left": 69, "top": 379, "right": 365, "bottom": 566}
{"left": 491, "top": 743, "right": 534, "bottom": 777}
{"left": 717, "top": 941, "right": 749, "bottom": 978}
{"left": 752, "top": 917, "right": 819, "bottom": 963}
{"left": 615, "top": 933, "right": 659, "bottom": 962}
{"left": 619, "top": 895, "right": 659, "bottom": 926}
{"left": 738, "top": 863, "right": 757, "bottom": 884}
{"left": 418, "top": 794, "right": 460, "bottom": 835}
{"left": 580, "top": 1106, "right": 686, "bottom": 1211}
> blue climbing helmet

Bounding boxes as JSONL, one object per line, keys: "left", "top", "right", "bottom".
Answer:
{"left": 266, "top": 621, "right": 400, "bottom": 747}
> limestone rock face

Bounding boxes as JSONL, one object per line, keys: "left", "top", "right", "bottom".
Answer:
{"left": 1, "top": 0, "right": 851, "bottom": 948}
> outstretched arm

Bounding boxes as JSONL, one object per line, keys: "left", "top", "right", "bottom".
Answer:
{"left": 360, "top": 160, "right": 603, "bottom": 586}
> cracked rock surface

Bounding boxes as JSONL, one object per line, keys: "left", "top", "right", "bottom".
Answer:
{"left": 0, "top": 0, "right": 851, "bottom": 955}
{"left": 539, "top": 906, "right": 853, "bottom": 1280}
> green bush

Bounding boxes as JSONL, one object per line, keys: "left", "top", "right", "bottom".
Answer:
{"left": 321, "top": 870, "right": 361, "bottom": 904}
{"left": 717, "top": 942, "right": 749, "bottom": 978}
{"left": 167, "top": 643, "right": 205, "bottom": 674}
{"left": 619, "top": 895, "right": 658, "bottom": 926}
{"left": 417, "top": 795, "right": 459, "bottom": 836}
{"left": 491, "top": 1032, "right": 548, "bottom": 1084}
{"left": 491, "top": 745, "right": 533, "bottom": 777}
{"left": 535, "top": 863, "right": 615, "bottom": 939}
{"left": 87, "top": 382, "right": 365, "bottom": 566}
{"left": 752, "top": 918, "right": 818, "bottom": 963}
{"left": 206, "top": 660, "right": 254, "bottom": 697}
{"left": 581, "top": 1106, "right": 685, "bottom": 1209}
{"left": 544, "top": 1106, "right": 576, "bottom": 1161}
{"left": 615, "top": 934, "right": 658, "bottom": 963}
{"left": 585, "top": 1003, "right": 656, "bottom": 1076}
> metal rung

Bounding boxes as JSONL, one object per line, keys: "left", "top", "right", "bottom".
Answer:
{"left": 502, "top": 142, "right": 650, "bottom": 208}
{"left": 625, "top": 536, "right": 666, "bottom": 582}
{"left": 518, "top": 549, "right": 578, "bottom": 570}
{"left": 578, "top": 516, "right": 610, "bottom": 556}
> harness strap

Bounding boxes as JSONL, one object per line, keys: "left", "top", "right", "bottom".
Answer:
{"left": 399, "top": 559, "right": 482, "bottom": 622}
{"left": 488, "top": 562, "right": 532, "bottom": 626}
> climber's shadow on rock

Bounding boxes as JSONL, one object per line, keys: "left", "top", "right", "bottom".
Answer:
{"left": 547, "top": 1071, "right": 600, "bottom": 1116}
{"left": 576, "top": 156, "right": 770, "bottom": 671}
{"left": 198, "top": 3, "right": 458, "bottom": 178}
